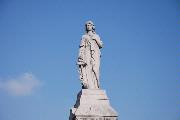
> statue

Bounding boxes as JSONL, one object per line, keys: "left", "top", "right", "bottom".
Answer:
{"left": 77, "top": 21, "right": 103, "bottom": 89}
{"left": 69, "top": 21, "right": 118, "bottom": 120}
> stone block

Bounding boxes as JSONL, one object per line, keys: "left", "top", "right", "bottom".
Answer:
{"left": 69, "top": 89, "right": 118, "bottom": 120}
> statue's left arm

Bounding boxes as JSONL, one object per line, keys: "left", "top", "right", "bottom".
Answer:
{"left": 93, "top": 34, "right": 103, "bottom": 48}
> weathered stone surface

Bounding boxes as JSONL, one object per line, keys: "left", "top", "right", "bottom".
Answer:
{"left": 69, "top": 89, "right": 118, "bottom": 120}
{"left": 69, "top": 21, "right": 118, "bottom": 120}
{"left": 77, "top": 21, "right": 103, "bottom": 89}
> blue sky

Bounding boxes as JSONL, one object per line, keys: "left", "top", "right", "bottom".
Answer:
{"left": 0, "top": 0, "right": 179, "bottom": 120}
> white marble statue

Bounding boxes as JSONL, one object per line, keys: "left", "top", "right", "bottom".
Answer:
{"left": 69, "top": 21, "right": 118, "bottom": 120}
{"left": 77, "top": 21, "right": 103, "bottom": 89}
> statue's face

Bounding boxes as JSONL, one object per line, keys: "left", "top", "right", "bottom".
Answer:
{"left": 86, "top": 23, "right": 93, "bottom": 31}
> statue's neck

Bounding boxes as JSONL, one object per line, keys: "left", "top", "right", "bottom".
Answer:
{"left": 87, "top": 31, "right": 93, "bottom": 35}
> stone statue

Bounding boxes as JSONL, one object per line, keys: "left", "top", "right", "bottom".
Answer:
{"left": 77, "top": 21, "right": 103, "bottom": 89}
{"left": 69, "top": 21, "right": 118, "bottom": 120}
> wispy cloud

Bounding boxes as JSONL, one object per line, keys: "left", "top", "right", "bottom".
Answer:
{"left": 0, "top": 72, "right": 42, "bottom": 96}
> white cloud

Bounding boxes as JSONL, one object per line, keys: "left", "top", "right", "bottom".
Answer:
{"left": 0, "top": 72, "right": 42, "bottom": 96}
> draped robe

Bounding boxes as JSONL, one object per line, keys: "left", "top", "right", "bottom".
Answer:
{"left": 77, "top": 33, "right": 103, "bottom": 89}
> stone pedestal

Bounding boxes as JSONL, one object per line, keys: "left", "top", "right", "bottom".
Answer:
{"left": 69, "top": 89, "right": 118, "bottom": 120}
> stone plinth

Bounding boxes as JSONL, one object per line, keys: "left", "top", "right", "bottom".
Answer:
{"left": 69, "top": 89, "right": 118, "bottom": 120}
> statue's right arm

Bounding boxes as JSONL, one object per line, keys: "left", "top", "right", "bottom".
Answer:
{"left": 80, "top": 35, "right": 86, "bottom": 47}
{"left": 77, "top": 36, "right": 86, "bottom": 65}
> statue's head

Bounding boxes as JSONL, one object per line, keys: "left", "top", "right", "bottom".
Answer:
{"left": 85, "top": 20, "right": 95, "bottom": 33}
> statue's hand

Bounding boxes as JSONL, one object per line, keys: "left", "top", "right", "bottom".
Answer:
{"left": 77, "top": 58, "right": 87, "bottom": 66}
{"left": 91, "top": 35, "right": 98, "bottom": 40}
{"left": 77, "top": 62, "right": 87, "bottom": 67}
{"left": 91, "top": 34, "right": 103, "bottom": 48}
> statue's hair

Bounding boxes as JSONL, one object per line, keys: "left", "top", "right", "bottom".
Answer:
{"left": 85, "top": 20, "right": 95, "bottom": 33}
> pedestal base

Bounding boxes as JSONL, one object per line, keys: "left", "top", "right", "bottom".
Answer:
{"left": 69, "top": 89, "right": 118, "bottom": 120}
